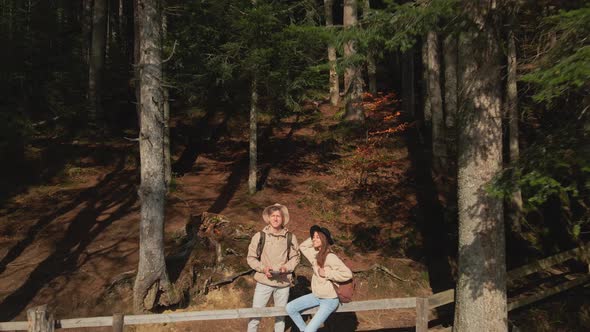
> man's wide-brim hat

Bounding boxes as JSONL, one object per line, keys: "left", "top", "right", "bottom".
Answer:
{"left": 310, "top": 225, "right": 334, "bottom": 245}
{"left": 262, "top": 203, "right": 290, "bottom": 226}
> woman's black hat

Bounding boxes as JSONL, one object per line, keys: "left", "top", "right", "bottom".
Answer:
{"left": 310, "top": 225, "right": 334, "bottom": 245}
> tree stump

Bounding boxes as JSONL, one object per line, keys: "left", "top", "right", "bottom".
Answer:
{"left": 198, "top": 212, "right": 233, "bottom": 264}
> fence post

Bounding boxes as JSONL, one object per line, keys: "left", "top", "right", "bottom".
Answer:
{"left": 113, "top": 313, "right": 124, "bottom": 332}
{"left": 26, "top": 305, "right": 54, "bottom": 332}
{"left": 415, "top": 297, "right": 428, "bottom": 332}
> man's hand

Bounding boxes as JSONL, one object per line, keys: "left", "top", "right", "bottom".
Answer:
{"left": 279, "top": 266, "right": 288, "bottom": 273}
{"left": 318, "top": 267, "right": 326, "bottom": 278}
{"left": 263, "top": 266, "right": 273, "bottom": 278}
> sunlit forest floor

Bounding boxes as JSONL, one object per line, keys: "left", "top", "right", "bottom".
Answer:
{"left": 0, "top": 93, "right": 588, "bottom": 331}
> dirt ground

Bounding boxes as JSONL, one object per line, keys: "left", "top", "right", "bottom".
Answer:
{"left": 0, "top": 94, "right": 435, "bottom": 331}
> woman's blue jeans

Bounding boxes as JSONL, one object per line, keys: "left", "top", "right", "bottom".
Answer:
{"left": 285, "top": 293, "right": 340, "bottom": 332}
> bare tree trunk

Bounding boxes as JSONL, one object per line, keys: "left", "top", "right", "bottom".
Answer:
{"left": 163, "top": 86, "right": 171, "bottom": 190}
{"left": 454, "top": 2, "right": 507, "bottom": 331}
{"left": 105, "top": 0, "right": 110, "bottom": 59}
{"left": 6, "top": 0, "right": 14, "bottom": 40}
{"left": 442, "top": 34, "right": 458, "bottom": 202}
{"left": 324, "top": 0, "right": 339, "bottom": 106}
{"left": 366, "top": 52, "right": 377, "bottom": 95}
{"left": 119, "top": 0, "right": 124, "bottom": 34}
{"left": 343, "top": 0, "right": 364, "bottom": 122}
{"left": 133, "top": 0, "right": 175, "bottom": 313}
{"left": 88, "top": 0, "right": 106, "bottom": 127}
{"left": 506, "top": 29, "right": 523, "bottom": 233}
{"left": 248, "top": 0, "right": 258, "bottom": 194}
{"left": 117, "top": 0, "right": 125, "bottom": 49}
{"left": 422, "top": 39, "right": 431, "bottom": 124}
{"left": 401, "top": 48, "right": 415, "bottom": 117}
{"left": 443, "top": 35, "right": 458, "bottom": 183}
{"left": 427, "top": 31, "right": 445, "bottom": 174}
{"left": 443, "top": 35, "right": 457, "bottom": 131}
{"left": 162, "top": 8, "right": 171, "bottom": 190}
{"left": 81, "top": 0, "right": 93, "bottom": 64}
{"left": 133, "top": 0, "right": 141, "bottom": 128}
{"left": 363, "top": 0, "right": 377, "bottom": 95}
{"left": 249, "top": 78, "right": 258, "bottom": 194}
{"left": 343, "top": 0, "right": 353, "bottom": 93}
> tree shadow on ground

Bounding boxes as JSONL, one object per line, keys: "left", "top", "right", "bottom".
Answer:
{"left": 0, "top": 155, "right": 138, "bottom": 321}
{"left": 0, "top": 142, "right": 129, "bottom": 208}
{"left": 258, "top": 115, "right": 300, "bottom": 190}
{"left": 0, "top": 155, "right": 129, "bottom": 277}
{"left": 171, "top": 109, "right": 228, "bottom": 176}
{"left": 207, "top": 154, "right": 249, "bottom": 214}
{"left": 258, "top": 113, "right": 342, "bottom": 193}
{"left": 207, "top": 113, "right": 319, "bottom": 213}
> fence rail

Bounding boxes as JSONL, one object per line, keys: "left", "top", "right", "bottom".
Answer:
{"left": 0, "top": 297, "right": 422, "bottom": 331}
{"left": 1, "top": 243, "right": 588, "bottom": 332}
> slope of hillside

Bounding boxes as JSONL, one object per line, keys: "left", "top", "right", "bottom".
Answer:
{"left": 0, "top": 93, "right": 436, "bottom": 331}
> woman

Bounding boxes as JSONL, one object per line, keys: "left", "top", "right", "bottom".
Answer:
{"left": 285, "top": 225, "right": 352, "bottom": 332}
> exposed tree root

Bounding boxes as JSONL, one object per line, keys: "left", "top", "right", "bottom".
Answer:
{"left": 209, "top": 269, "right": 254, "bottom": 289}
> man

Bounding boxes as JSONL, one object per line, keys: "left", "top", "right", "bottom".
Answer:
{"left": 247, "top": 203, "right": 300, "bottom": 332}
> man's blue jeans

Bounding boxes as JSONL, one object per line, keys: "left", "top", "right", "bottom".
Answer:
{"left": 285, "top": 293, "right": 340, "bottom": 332}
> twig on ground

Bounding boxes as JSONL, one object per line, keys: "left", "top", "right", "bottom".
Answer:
{"left": 352, "top": 264, "right": 408, "bottom": 282}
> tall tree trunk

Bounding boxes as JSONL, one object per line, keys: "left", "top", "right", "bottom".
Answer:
{"left": 422, "top": 39, "right": 431, "bottom": 124}
{"left": 366, "top": 52, "right": 377, "bottom": 95}
{"left": 118, "top": 0, "right": 124, "bottom": 38}
{"left": 363, "top": 0, "right": 377, "bottom": 95}
{"left": 442, "top": 34, "right": 458, "bottom": 204}
{"left": 506, "top": 29, "right": 523, "bottom": 233}
{"left": 401, "top": 48, "right": 415, "bottom": 117}
{"left": 6, "top": 0, "right": 14, "bottom": 40}
{"left": 88, "top": 0, "right": 106, "bottom": 127}
{"left": 249, "top": 78, "right": 258, "bottom": 194}
{"left": 427, "top": 31, "right": 445, "bottom": 174}
{"left": 133, "top": 0, "right": 175, "bottom": 313}
{"left": 443, "top": 35, "right": 457, "bottom": 131}
{"left": 105, "top": 0, "right": 111, "bottom": 59}
{"left": 324, "top": 0, "right": 339, "bottom": 106}
{"left": 454, "top": 2, "right": 507, "bottom": 331}
{"left": 343, "top": 0, "right": 364, "bottom": 122}
{"left": 161, "top": 7, "right": 171, "bottom": 190}
{"left": 163, "top": 88, "right": 171, "bottom": 190}
{"left": 248, "top": 0, "right": 258, "bottom": 194}
{"left": 133, "top": 0, "right": 141, "bottom": 128}
{"left": 81, "top": 0, "right": 93, "bottom": 64}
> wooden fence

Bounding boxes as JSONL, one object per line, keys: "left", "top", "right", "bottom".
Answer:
{"left": 431, "top": 242, "right": 590, "bottom": 332}
{"left": 0, "top": 298, "right": 426, "bottom": 332}
{"left": 0, "top": 243, "right": 588, "bottom": 332}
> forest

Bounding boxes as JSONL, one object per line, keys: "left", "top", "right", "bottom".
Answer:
{"left": 0, "top": 0, "right": 589, "bottom": 331}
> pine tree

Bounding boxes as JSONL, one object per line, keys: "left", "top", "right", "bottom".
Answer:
{"left": 325, "top": 0, "right": 339, "bottom": 106}
{"left": 343, "top": 0, "right": 365, "bottom": 122}
{"left": 133, "top": 0, "right": 177, "bottom": 312}
{"left": 454, "top": 1, "right": 507, "bottom": 330}
{"left": 88, "top": 0, "right": 107, "bottom": 127}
